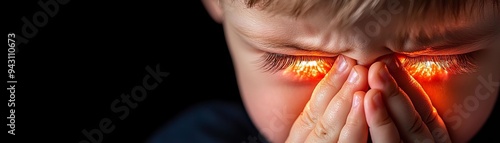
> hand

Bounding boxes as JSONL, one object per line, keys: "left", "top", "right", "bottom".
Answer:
{"left": 363, "top": 55, "right": 452, "bottom": 143}
{"left": 286, "top": 55, "right": 371, "bottom": 143}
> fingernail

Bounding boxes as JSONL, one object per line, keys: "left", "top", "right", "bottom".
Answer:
{"left": 348, "top": 68, "right": 359, "bottom": 83}
{"left": 387, "top": 55, "right": 403, "bottom": 71}
{"left": 378, "top": 64, "right": 390, "bottom": 82}
{"left": 373, "top": 92, "right": 383, "bottom": 108}
{"left": 335, "top": 55, "right": 347, "bottom": 73}
{"left": 353, "top": 93, "right": 361, "bottom": 108}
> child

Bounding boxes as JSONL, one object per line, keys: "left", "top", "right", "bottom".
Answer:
{"left": 149, "top": 0, "right": 500, "bottom": 142}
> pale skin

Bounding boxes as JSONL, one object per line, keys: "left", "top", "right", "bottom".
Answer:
{"left": 202, "top": 0, "right": 500, "bottom": 142}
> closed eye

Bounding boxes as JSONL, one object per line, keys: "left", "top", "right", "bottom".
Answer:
{"left": 257, "top": 52, "right": 478, "bottom": 81}
{"left": 397, "top": 53, "right": 478, "bottom": 81}
{"left": 256, "top": 53, "right": 335, "bottom": 80}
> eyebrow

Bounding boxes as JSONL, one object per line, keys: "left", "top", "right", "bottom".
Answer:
{"left": 404, "top": 21, "right": 499, "bottom": 54}
{"left": 257, "top": 39, "right": 346, "bottom": 55}
{"left": 260, "top": 27, "right": 498, "bottom": 55}
{"left": 234, "top": 26, "right": 338, "bottom": 54}
{"left": 237, "top": 10, "right": 499, "bottom": 55}
{"left": 254, "top": 39, "right": 324, "bottom": 52}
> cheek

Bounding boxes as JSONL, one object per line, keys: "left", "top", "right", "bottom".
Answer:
{"left": 413, "top": 39, "right": 500, "bottom": 141}
{"left": 237, "top": 68, "right": 319, "bottom": 143}
{"left": 227, "top": 31, "right": 321, "bottom": 142}
{"left": 418, "top": 70, "right": 499, "bottom": 142}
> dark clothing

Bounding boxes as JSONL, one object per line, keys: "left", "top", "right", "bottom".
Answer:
{"left": 147, "top": 100, "right": 269, "bottom": 143}
{"left": 148, "top": 96, "right": 499, "bottom": 143}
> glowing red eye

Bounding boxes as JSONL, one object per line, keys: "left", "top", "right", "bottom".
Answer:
{"left": 283, "top": 60, "right": 331, "bottom": 80}
{"left": 398, "top": 56, "right": 450, "bottom": 81}
{"left": 406, "top": 61, "right": 449, "bottom": 80}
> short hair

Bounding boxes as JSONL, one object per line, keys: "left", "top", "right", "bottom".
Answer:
{"left": 242, "top": 0, "right": 499, "bottom": 27}
{"left": 240, "top": 0, "right": 499, "bottom": 43}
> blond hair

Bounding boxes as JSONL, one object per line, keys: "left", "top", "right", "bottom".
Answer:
{"left": 243, "top": 0, "right": 499, "bottom": 28}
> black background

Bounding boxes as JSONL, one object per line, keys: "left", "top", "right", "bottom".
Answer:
{"left": 5, "top": 0, "right": 240, "bottom": 142}
{"left": 4, "top": 0, "right": 500, "bottom": 143}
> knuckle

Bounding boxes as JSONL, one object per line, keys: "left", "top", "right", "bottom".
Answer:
{"left": 312, "top": 120, "right": 332, "bottom": 140}
{"left": 299, "top": 109, "right": 318, "bottom": 129}
{"left": 374, "top": 112, "right": 394, "bottom": 128}
{"left": 407, "top": 113, "right": 427, "bottom": 135}
{"left": 345, "top": 118, "right": 361, "bottom": 128}
{"left": 323, "top": 76, "right": 340, "bottom": 89}
{"left": 423, "top": 108, "right": 439, "bottom": 126}
{"left": 386, "top": 84, "right": 402, "bottom": 98}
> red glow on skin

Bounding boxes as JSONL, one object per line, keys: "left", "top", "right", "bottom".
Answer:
{"left": 283, "top": 60, "right": 331, "bottom": 80}
{"left": 399, "top": 57, "right": 449, "bottom": 81}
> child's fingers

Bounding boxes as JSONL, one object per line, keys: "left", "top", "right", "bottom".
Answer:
{"left": 382, "top": 56, "right": 452, "bottom": 143}
{"left": 304, "top": 65, "right": 369, "bottom": 142}
{"left": 364, "top": 89, "right": 400, "bottom": 143}
{"left": 369, "top": 62, "right": 447, "bottom": 142}
{"left": 368, "top": 62, "right": 433, "bottom": 142}
{"left": 338, "top": 91, "right": 369, "bottom": 143}
{"left": 286, "top": 55, "right": 356, "bottom": 142}
{"left": 364, "top": 89, "right": 402, "bottom": 143}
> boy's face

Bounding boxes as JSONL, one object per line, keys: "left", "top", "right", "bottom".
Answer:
{"left": 203, "top": 0, "right": 500, "bottom": 142}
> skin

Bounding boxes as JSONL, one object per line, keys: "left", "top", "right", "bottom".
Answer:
{"left": 202, "top": 0, "right": 500, "bottom": 142}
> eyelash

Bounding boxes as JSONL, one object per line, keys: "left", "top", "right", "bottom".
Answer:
{"left": 257, "top": 53, "right": 335, "bottom": 73}
{"left": 258, "top": 53, "right": 478, "bottom": 75}
{"left": 398, "top": 53, "right": 478, "bottom": 75}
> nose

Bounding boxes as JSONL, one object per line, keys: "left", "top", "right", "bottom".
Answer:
{"left": 340, "top": 46, "right": 393, "bottom": 67}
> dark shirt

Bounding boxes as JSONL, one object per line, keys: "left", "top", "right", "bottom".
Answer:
{"left": 147, "top": 100, "right": 268, "bottom": 143}
{"left": 148, "top": 96, "right": 499, "bottom": 143}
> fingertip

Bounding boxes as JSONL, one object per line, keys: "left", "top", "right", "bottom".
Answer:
{"left": 364, "top": 89, "right": 391, "bottom": 128}
{"left": 321, "top": 55, "right": 357, "bottom": 87}
{"left": 342, "top": 55, "right": 358, "bottom": 67}
{"left": 353, "top": 91, "right": 366, "bottom": 106}
{"left": 327, "top": 55, "right": 357, "bottom": 76}
{"left": 378, "top": 54, "right": 401, "bottom": 70}
{"left": 364, "top": 89, "right": 383, "bottom": 111}
{"left": 368, "top": 62, "right": 386, "bottom": 90}
{"left": 378, "top": 54, "right": 411, "bottom": 81}
{"left": 364, "top": 89, "right": 401, "bottom": 143}
{"left": 353, "top": 91, "right": 366, "bottom": 108}
{"left": 350, "top": 65, "right": 369, "bottom": 90}
{"left": 340, "top": 90, "right": 369, "bottom": 143}
{"left": 353, "top": 65, "right": 369, "bottom": 74}
{"left": 354, "top": 91, "right": 366, "bottom": 97}
{"left": 365, "top": 89, "right": 382, "bottom": 97}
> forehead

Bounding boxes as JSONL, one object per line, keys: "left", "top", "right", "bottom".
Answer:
{"left": 229, "top": 0, "right": 498, "bottom": 36}
{"left": 244, "top": 0, "right": 498, "bottom": 26}
{"left": 224, "top": 0, "right": 499, "bottom": 54}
